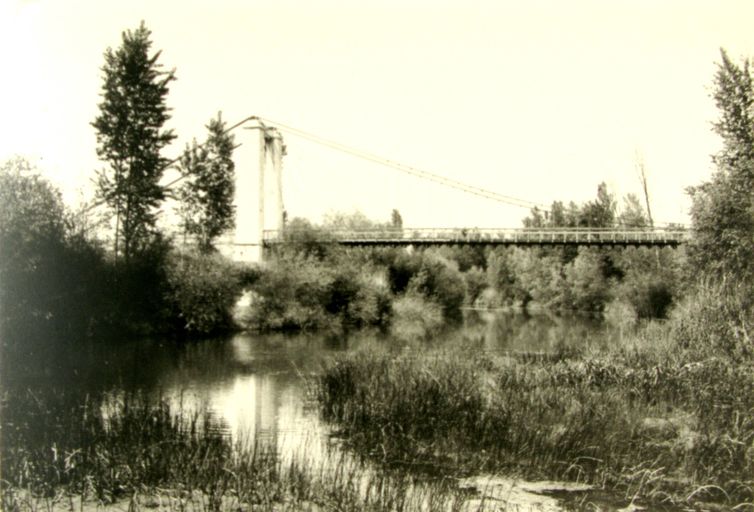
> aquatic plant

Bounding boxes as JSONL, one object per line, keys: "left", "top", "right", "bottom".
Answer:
{"left": 317, "top": 342, "right": 754, "bottom": 508}
{"left": 0, "top": 391, "right": 475, "bottom": 511}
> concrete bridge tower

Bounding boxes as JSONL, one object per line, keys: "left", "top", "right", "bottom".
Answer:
{"left": 232, "top": 118, "right": 285, "bottom": 263}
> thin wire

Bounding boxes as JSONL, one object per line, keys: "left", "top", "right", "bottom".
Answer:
{"left": 257, "top": 116, "right": 549, "bottom": 211}
{"left": 258, "top": 118, "right": 687, "bottom": 227}
{"left": 84, "top": 114, "right": 685, "bottom": 227}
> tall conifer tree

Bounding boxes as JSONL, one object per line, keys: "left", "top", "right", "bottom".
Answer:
{"left": 93, "top": 22, "right": 176, "bottom": 261}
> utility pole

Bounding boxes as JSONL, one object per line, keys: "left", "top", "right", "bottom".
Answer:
{"left": 635, "top": 152, "right": 654, "bottom": 228}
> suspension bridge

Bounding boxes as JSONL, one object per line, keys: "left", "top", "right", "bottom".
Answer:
{"left": 168, "top": 116, "right": 688, "bottom": 261}
{"left": 261, "top": 227, "right": 686, "bottom": 248}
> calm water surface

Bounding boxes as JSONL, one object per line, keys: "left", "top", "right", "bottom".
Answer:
{"left": 5, "top": 312, "right": 643, "bottom": 510}
{"left": 8, "top": 311, "right": 612, "bottom": 439}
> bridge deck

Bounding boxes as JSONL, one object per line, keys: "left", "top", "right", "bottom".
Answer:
{"left": 263, "top": 228, "right": 687, "bottom": 247}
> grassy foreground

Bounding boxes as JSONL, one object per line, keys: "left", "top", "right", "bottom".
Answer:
{"left": 0, "top": 391, "right": 476, "bottom": 512}
{"left": 317, "top": 287, "right": 754, "bottom": 510}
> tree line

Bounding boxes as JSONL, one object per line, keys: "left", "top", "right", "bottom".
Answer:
{"left": 1, "top": 22, "right": 752, "bottom": 343}
{"left": 0, "top": 23, "right": 246, "bottom": 342}
{"left": 93, "top": 21, "right": 236, "bottom": 260}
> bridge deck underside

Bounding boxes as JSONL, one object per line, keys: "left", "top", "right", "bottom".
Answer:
{"left": 262, "top": 229, "right": 687, "bottom": 248}
{"left": 302, "top": 239, "right": 681, "bottom": 247}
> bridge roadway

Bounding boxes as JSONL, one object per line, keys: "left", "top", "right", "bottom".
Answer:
{"left": 262, "top": 228, "right": 687, "bottom": 247}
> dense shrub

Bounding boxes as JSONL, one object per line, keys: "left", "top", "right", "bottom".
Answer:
{"left": 104, "top": 236, "right": 175, "bottom": 335}
{"left": 389, "top": 293, "right": 443, "bottom": 341}
{"left": 247, "top": 255, "right": 332, "bottom": 331}
{"left": 406, "top": 252, "right": 465, "bottom": 319}
{"left": 462, "top": 266, "right": 487, "bottom": 306}
{"left": 563, "top": 248, "right": 611, "bottom": 312}
{"left": 164, "top": 250, "right": 246, "bottom": 335}
{"left": 508, "top": 248, "right": 567, "bottom": 309}
{"left": 338, "top": 272, "right": 392, "bottom": 328}
{"left": 278, "top": 217, "right": 334, "bottom": 260}
{"left": 486, "top": 247, "right": 518, "bottom": 305}
{"left": 480, "top": 245, "right": 683, "bottom": 318}
{"left": 385, "top": 250, "right": 466, "bottom": 319}
{"left": 0, "top": 158, "right": 256, "bottom": 340}
{"left": 670, "top": 277, "right": 754, "bottom": 362}
{"left": 386, "top": 251, "right": 422, "bottom": 295}
{"left": 0, "top": 160, "right": 116, "bottom": 340}
{"left": 602, "top": 299, "right": 637, "bottom": 331}
{"left": 247, "top": 255, "right": 391, "bottom": 331}
{"left": 612, "top": 247, "right": 682, "bottom": 319}
{"left": 1, "top": 161, "right": 70, "bottom": 336}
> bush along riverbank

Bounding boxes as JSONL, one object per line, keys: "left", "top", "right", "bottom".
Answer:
{"left": 1, "top": 157, "right": 685, "bottom": 344}
{"left": 0, "top": 158, "right": 258, "bottom": 341}
{"left": 316, "top": 279, "right": 754, "bottom": 510}
{"left": 239, "top": 223, "right": 468, "bottom": 337}
{"left": 241, "top": 198, "right": 687, "bottom": 336}
{"left": 0, "top": 391, "right": 477, "bottom": 512}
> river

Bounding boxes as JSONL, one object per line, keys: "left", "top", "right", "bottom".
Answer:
{"left": 3, "top": 311, "right": 653, "bottom": 511}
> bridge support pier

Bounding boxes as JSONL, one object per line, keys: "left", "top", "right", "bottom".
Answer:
{"left": 232, "top": 119, "right": 285, "bottom": 263}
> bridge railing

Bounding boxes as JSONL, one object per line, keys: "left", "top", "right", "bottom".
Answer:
{"left": 263, "top": 227, "right": 688, "bottom": 245}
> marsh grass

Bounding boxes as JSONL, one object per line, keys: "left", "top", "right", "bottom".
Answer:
{"left": 317, "top": 339, "right": 754, "bottom": 508}
{"left": 0, "top": 390, "right": 477, "bottom": 511}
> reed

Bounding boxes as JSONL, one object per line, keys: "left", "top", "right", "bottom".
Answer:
{"left": 0, "top": 390, "right": 477, "bottom": 511}
{"left": 316, "top": 340, "right": 754, "bottom": 508}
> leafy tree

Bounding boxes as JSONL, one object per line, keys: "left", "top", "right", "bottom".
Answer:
{"left": 0, "top": 158, "right": 111, "bottom": 339}
{"left": 406, "top": 253, "right": 466, "bottom": 319}
{"left": 463, "top": 266, "right": 487, "bottom": 306}
{"left": 486, "top": 247, "right": 517, "bottom": 302}
{"left": 564, "top": 201, "right": 581, "bottom": 227}
{"left": 548, "top": 200, "right": 567, "bottom": 227}
{"left": 390, "top": 209, "right": 403, "bottom": 229}
{"left": 579, "top": 182, "right": 616, "bottom": 227}
{"left": 613, "top": 247, "right": 680, "bottom": 318}
{"left": 564, "top": 248, "right": 611, "bottom": 312}
{"left": 522, "top": 206, "right": 546, "bottom": 228}
{"left": 322, "top": 210, "right": 384, "bottom": 231}
{"left": 523, "top": 185, "right": 616, "bottom": 229}
{"left": 280, "top": 217, "right": 333, "bottom": 260}
{"left": 617, "top": 193, "right": 648, "bottom": 228}
{"left": 92, "top": 22, "right": 176, "bottom": 262}
{"left": 432, "top": 245, "right": 486, "bottom": 272}
{"left": 689, "top": 49, "right": 754, "bottom": 279}
{"left": 509, "top": 248, "right": 567, "bottom": 309}
{"left": 178, "top": 113, "right": 236, "bottom": 253}
{"left": 0, "top": 158, "right": 67, "bottom": 330}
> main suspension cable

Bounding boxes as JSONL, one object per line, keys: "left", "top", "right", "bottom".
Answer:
{"left": 257, "top": 116, "right": 548, "bottom": 211}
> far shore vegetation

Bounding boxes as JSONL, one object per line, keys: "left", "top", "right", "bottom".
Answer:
{"left": 1, "top": 21, "right": 753, "bottom": 512}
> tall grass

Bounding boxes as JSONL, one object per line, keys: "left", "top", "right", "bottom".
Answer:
{"left": 317, "top": 337, "right": 754, "bottom": 508}
{"left": 0, "top": 390, "right": 476, "bottom": 511}
{"left": 670, "top": 277, "right": 754, "bottom": 362}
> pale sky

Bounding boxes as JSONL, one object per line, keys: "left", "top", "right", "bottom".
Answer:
{"left": 2, "top": 0, "right": 753, "bottom": 229}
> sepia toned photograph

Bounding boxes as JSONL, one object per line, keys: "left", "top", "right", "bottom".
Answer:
{"left": 1, "top": 1, "right": 753, "bottom": 510}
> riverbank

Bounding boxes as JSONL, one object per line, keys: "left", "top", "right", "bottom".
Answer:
{"left": 316, "top": 282, "right": 754, "bottom": 510}
{"left": 2, "top": 302, "right": 750, "bottom": 511}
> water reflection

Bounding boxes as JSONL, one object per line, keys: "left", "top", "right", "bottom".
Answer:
{"left": 2, "top": 311, "right": 624, "bottom": 464}
{"left": 431, "top": 310, "right": 614, "bottom": 355}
